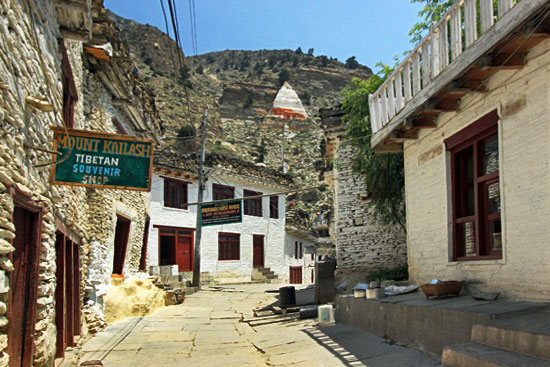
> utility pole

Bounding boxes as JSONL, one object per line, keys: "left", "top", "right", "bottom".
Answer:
{"left": 192, "top": 110, "right": 207, "bottom": 289}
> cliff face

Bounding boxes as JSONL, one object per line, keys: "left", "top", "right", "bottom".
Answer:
{"left": 110, "top": 12, "right": 373, "bottom": 227}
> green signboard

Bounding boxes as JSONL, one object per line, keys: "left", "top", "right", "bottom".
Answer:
{"left": 200, "top": 200, "right": 242, "bottom": 226}
{"left": 50, "top": 127, "right": 154, "bottom": 191}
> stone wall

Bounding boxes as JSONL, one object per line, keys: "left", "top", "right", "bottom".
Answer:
{"left": 0, "top": 1, "right": 158, "bottom": 365}
{"left": 320, "top": 109, "right": 407, "bottom": 285}
{"left": 404, "top": 39, "right": 550, "bottom": 300}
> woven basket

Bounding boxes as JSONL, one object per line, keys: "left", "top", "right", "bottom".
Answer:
{"left": 420, "top": 281, "right": 464, "bottom": 299}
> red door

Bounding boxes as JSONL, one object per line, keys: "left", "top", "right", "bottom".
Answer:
{"left": 253, "top": 235, "right": 264, "bottom": 268}
{"left": 290, "top": 266, "right": 303, "bottom": 284}
{"left": 176, "top": 235, "right": 193, "bottom": 272}
{"left": 9, "top": 205, "right": 41, "bottom": 367}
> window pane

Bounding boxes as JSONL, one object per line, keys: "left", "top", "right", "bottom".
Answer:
{"left": 489, "top": 220, "right": 502, "bottom": 251}
{"left": 160, "top": 229, "right": 176, "bottom": 234}
{"left": 455, "top": 147, "right": 474, "bottom": 217}
{"left": 456, "top": 221, "right": 476, "bottom": 257}
{"left": 487, "top": 182, "right": 500, "bottom": 214}
{"left": 482, "top": 134, "right": 498, "bottom": 176}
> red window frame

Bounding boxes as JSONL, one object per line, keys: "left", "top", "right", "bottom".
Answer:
{"left": 218, "top": 232, "right": 240, "bottom": 260}
{"left": 163, "top": 177, "right": 188, "bottom": 209}
{"left": 269, "top": 195, "right": 279, "bottom": 219}
{"left": 244, "top": 189, "right": 262, "bottom": 217}
{"left": 213, "top": 184, "right": 235, "bottom": 201}
{"left": 445, "top": 110, "right": 501, "bottom": 261}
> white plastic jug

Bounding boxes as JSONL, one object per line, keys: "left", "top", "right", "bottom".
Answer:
{"left": 318, "top": 304, "right": 335, "bottom": 323}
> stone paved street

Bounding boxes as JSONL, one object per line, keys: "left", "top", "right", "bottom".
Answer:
{"left": 79, "top": 284, "right": 441, "bottom": 367}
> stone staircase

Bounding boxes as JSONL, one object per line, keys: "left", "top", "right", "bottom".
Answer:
{"left": 251, "top": 266, "right": 279, "bottom": 283}
{"left": 443, "top": 308, "right": 550, "bottom": 366}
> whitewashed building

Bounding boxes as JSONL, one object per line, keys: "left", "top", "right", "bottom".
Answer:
{"left": 368, "top": 0, "right": 550, "bottom": 301}
{"left": 148, "top": 151, "right": 306, "bottom": 283}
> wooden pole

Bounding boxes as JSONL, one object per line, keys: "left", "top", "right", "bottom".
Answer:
{"left": 192, "top": 110, "right": 207, "bottom": 289}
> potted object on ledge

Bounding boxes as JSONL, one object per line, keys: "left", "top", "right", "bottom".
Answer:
{"left": 420, "top": 279, "right": 464, "bottom": 299}
{"left": 367, "top": 277, "right": 386, "bottom": 299}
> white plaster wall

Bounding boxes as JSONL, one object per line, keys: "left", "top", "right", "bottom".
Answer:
{"left": 283, "top": 232, "right": 315, "bottom": 284}
{"left": 403, "top": 40, "right": 550, "bottom": 300}
{"left": 148, "top": 172, "right": 287, "bottom": 281}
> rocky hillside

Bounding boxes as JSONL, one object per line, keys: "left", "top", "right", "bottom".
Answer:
{"left": 110, "top": 12, "right": 373, "bottom": 225}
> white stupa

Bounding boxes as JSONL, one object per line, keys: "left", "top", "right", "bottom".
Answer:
{"left": 271, "top": 82, "right": 308, "bottom": 120}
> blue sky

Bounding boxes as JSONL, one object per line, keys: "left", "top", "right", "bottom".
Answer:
{"left": 104, "top": 1, "right": 424, "bottom": 72}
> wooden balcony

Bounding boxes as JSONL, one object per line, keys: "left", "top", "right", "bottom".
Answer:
{"left": 369, "top": 0, "right": 550, "bottom": 151}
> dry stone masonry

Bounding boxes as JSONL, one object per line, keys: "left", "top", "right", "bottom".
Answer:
{"left": 0, "top": 0, "right": 162, "bottom": 365}
{"left": 319, "top": 108, "right": 407, "bottom": 284}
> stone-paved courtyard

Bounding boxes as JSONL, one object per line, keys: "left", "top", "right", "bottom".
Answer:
{"left": 77, "top": 283, "right": 441, "bottom": 366}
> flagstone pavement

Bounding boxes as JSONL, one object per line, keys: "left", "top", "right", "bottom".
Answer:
{"left": 77, "top": 283, "right": 441, "bottom": 367}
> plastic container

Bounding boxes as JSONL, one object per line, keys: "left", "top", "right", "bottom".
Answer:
{"left": 279, "top": 286, "right": 296, "bottom": 307}
{"left": 318, "top": 304, "right": 335, "bottom": 323}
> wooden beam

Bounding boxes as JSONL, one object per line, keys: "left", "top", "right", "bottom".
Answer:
{"left": 412, "top": 117, "right": 437, "bottom": 128}
{"left": 375, "top": 143, "right": 403, "bottom": 154}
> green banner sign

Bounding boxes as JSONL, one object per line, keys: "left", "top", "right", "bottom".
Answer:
{"left": 51, "top": 127, "right": 153, "bottom": 191}
{"left": 200, "top": 200, "right": 242, "bottom": 226}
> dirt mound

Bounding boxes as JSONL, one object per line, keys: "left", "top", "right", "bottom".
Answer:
{"left": 104, "top": 277, "right": 165, "bottom": 324}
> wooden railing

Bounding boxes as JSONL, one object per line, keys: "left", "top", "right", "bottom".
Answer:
{"left": 369, "top": 0, "right": 517, "bottom": 135}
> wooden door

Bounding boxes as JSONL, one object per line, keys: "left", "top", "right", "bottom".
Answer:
{"left": 253, "top": 235, "right": 264, "bottom": 268}
{"left": 55, "top": 232, "right": 66, "bottom": 358}
{"left": 289, "top": 266, "right": 303, "bottom": 284}
{"left": 113, "top": 215, "right": 130, "bottom": 274}
{"left": 9, "top": 205, "right": 41, "bottom": 367}
{"left": 176, "top": 235, "right": 193, "bottom": 272}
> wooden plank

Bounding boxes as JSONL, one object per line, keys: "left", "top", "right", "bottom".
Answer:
{"left": 377, "top": 94, "right": 385, "bottom": 131}
{"left": 371, "top": 0, "right": 548, "bottom": 148}
{"left": 369, "top": 94, "right": 381, "bottom": 133}
{"left": 380, "top": 89, "right": 388, "bottom": 125}
{"left": 464, "top": 0, "right": 477, "bottom": 47}
{"left": 403, "top": 61, "right": 412, "bottom": 102}
{"left": 450, "top": 7, "right": 463, "bottom": 60}
{"left": 395, "top": 72, "right": 404, "bottom": 111}
{"left": 432, "top": 31, "right": 441, "bottom": 77}
{"left": 422, "top": 43, "right": 432, "bottom": 86}
{"left": 498, "top": 0, "right": 514, "bottom": 17}
{"left": 387, "top": 81, "right": 396, "bottom": 117}
{"left": 480, "top": 0, "right": 495, "bottom": 33}
{"left": 440, "top": 20, "right": 450, "bottom": 70}
{"left": 412, "top": 52, "right": 421, "bottom": 94}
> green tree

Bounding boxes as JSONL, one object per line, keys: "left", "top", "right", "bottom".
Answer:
{"left": 295, "top": 47, "right": 303, "bottom": 54}
{"left": 277, "top": 68, "right": 290, "bottom": 86}
{"left": 341, "top": 63, "right": 406, "bottom": 231}
{"left": 195, "top": 64, "right": 204, "bottom": 74}
{"left": 345, "top": 56, "right": 360, "bottom": 69}
{"left": 409, "top": 0, "right": 454, "bottom": 43}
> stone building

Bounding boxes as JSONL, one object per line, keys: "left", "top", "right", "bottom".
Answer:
{"left": 0, "top": 0, "right": 161, "bottom": 365}
{"left": 368, "top": 0, "right": 550, "bottom": 300}
{"left": 319, "top": 107, "right": 407, "bottom": 284}
{"left": 149, "top": 150, "right": 308, "bottom": 284}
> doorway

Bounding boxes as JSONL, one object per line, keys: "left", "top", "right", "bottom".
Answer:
{"left": 253, "top": 235, "right": 264, "bottom": 268}
{"left": 55, "top": 231, "right": 81, "bottom": 358}
{"left": 9, "top": 204, "right": 42, "bottom": 367}
{"left": 113, "top": 215, "right": 131, "bottom": 275}
{"left": 289, "top": 266, "right": 303, "bottom": 284}
{"left": 156, "top": 226, "right": 194, "bottom": 272}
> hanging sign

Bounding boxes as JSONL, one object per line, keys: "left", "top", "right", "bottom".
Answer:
{"left": 200, "top": 200, "right": 242, "bottom": 226}
{"left": 50, "top": 127, "right": 154, "bottom": 191}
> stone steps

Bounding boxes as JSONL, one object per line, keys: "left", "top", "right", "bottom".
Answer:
{"left": 251, "top": 266, "right": 279, "bottom": 283}
{"left": 443, "top": 309, "right": 550, "bottom": 366}
{"left": 442, "top": 342, "right": 550, "bottom": 367}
